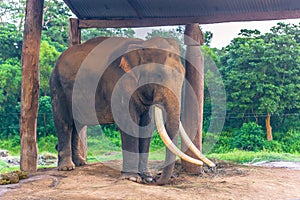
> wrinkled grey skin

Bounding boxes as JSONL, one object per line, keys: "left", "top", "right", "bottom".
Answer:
{"left": 50, "top": 37, "right": 185, "bottom": 185}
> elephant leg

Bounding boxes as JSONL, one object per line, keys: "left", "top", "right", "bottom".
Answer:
{"left": 120, "top": 107, "right": 141, "bottom": 182}
{"left": 138, "top": 110, "right": 154, "bottom": 182}
{"left": 72, "top": 124, "right": 87, "bottom": 167}
{"left": 120, "top": 132, "right": 140, "bottom": 181}
{"left": 156, "top": 104, "right": 180, "bottom": 185}
{"left": 52, "top": 95, "right": 75, "bottom": 171}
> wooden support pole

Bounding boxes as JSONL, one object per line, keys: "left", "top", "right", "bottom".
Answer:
{"left": 20, "top": 0, "right": 44, "bottom": 172}
{"left": 181, "top": 23, "right": 205, "bottom": 174}
{"left": 69, "top": 18, "right": 81, "bottom": 46}
{"left": 68, "top": 18, "right": 86, "bottom": 160}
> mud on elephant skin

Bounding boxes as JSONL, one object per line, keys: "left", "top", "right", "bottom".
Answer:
{"left": 50, "top": 37, "right": 213, "bottom": 185}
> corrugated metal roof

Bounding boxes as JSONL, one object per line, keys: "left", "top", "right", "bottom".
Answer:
{"left": 64, "top": 0, "right": 300, "bottom": 23}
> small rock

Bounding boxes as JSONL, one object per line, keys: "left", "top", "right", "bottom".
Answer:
{"left": 2, "top": 156, "right": 20, "bottom": 165}
{"left": 0, "top": 150, "right": 9, "bottom": 157}
{"left": 104, "top": 151, "right": 118, "bottom": 156}
{"left": 41, "top": 152, "right": 57, "bottom": 160}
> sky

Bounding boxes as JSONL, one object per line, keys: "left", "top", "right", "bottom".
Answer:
{"left": 134, "top": 18, "right": 300, "bottom": 49}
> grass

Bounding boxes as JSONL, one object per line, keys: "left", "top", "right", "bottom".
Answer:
{"left": 0, "top": 160, "right": 19, "bottom": 173}
{"left": 2, "top": 135, "right": 300, "bottom": 174}
{"left": 2, "top": 150, "right": 300, "bottom": 174}
{"left": 208, "top": 149, "right": 300, "bottom": 164}
{"left": 87, "top": 135, "right": 166, "bottom": 162}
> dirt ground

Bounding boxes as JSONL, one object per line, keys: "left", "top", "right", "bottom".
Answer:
{"left": 1, "top": 159, "right": 300, "bottom": 200}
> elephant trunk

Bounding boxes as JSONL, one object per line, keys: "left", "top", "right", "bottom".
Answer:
{"left": 154, "top": 106, "right": 216, "bottom": 185}
{"left": 154, "top": 106, "right": 180, "bottom": 185}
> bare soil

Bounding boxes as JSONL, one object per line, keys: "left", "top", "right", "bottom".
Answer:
{"left": 1, "top": 159, "right": 300, "bottom": 200}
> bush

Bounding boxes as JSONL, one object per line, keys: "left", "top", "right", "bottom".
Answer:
{"left": 37, "top": 96, "right": 55, "bottom": 137}
{"left": 232, "top": 122, "right": 266, "bottom": 151}
{"left": 102, "top": 124, "right": 121, "bottom": 147}
{"left": 263, "top": 140, "right": 283, "bottom": 152}
{"left": 210, "top": 135, "right": 234, "bottom": 153}
{"left": 38, "top": 134, "right": 58, "bottom": 153}
{"left": 0, "top": 134, "right": 20, "bottom": 155}
{"left": 150, "top": 130, "right": 164, "bottom": 150}
{"left": 281, "top": 129, "right": 300, "bottom": 153}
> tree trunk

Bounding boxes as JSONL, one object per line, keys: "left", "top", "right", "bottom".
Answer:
{"left": 181, "top": 23, "right": 205, "bottom": 174}
{"left": 266, "top": 113, "right": 273, "bottom": 141}
{"left": 20, "top": 0, "right": 44, "bottom": 172}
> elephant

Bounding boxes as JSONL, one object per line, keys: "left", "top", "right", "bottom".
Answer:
{"left": 50, "top": 36, "right": 214, "bottom": 185}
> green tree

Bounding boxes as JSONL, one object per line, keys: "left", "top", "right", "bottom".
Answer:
{"left": 221, "top": 23, "right": 300, "bottom": 140}
{"left": 81, "top": 28, "right": 135, "bottom": 42}
{"left": 38, "top": 96, "right": 55, "bottom": 137}
{"left": 0, "top": 23, "right": 23, "bottom": 61}
{"left": 0, "top": 59, "right": 21, "bottom": 138}
{"left": 0, "top": 0, "right": 25, "bottom": 32}
{"left": 39, "top": 41, "right": 60, "bottom": 96}
{"left": 41, "top": 0, "right": 72, "bottom": 52}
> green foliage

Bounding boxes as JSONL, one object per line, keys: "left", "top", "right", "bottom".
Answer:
{"left": 41, "top": 0, "right": 71, "bottom": 52}
{"left": 207, "top": 134, "right": 234, "bottom": 153}
{"left": 0, "top": 134, "right": 20, "bottom": 155}
{"left": 38, "top": 135, "right": 57, "bottom": 153}
{"left": 262, "top": 140, "right": 283, "bottom": 153}
{"left": 37, "top": 96, "right": 55, "bottom": 137}
{"left": 219, "top": 23, "right": 300, "bottom": 136}
{"left": 101, "top": 124, "right": 121, "bottom": 147}
{"left": 0, "top": 159, "right": 10, "bottom": 171}
{"left": 280, "top": 130, "right": 300, "bottom": 153}
{"left": 0, "top": 23, "right": 22, "bottom": 60}
{"left": 150, "top": 130, "right": 165, "bottom": 150}
{"left": 232, "top": 122, "right": 265, "bottom": 151}
{"left": 0, "top": 58, "right": 21, "bottom": 138}
{"left": 81, "top": 28, "right": 135, "bottom": 42}
{"left": 0, "top": 134, "right": 58, "bottom": 155}
{"left": 40, "top": 41, "right": 60, "bottom": 95}
{"left": 0, "top": 59, "right": 21, "bottom": 107}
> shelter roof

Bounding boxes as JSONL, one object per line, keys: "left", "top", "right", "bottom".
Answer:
{"left": 63, "top": 0, "right": 300, "bottom": 25}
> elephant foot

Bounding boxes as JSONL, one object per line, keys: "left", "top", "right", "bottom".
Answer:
{"left": 120, "top": 172, "right": 142, "bottom": 183}
{"left": 138, "top": 172, "right": 155, "bottom": 183}
{"left": 154, "top": 172, "right": 178, "bottom": 185}
{"left": 120, "top": 172, "right": 155, "bottom": 184}
{"left": 58, "top": 159, "right": 75, "bottom": 171}
{"left": 72, "top": 155, "right": 87, "bottom": 167}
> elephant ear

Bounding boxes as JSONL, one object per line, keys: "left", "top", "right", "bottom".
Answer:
{"left": 119, "top": 55, "right": 132, "bottom": 73}
{"left": 119, "top": 44, "right": 142, "bottom": 73}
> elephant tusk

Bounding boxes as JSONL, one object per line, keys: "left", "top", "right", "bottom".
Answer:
{"left": 154, "top": 106, "right": 203, "bottom": 166}
{"left": 179, "top": 122, "right": 216, "bottom": 167}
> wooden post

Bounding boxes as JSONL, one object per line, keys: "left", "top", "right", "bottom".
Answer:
{"left": 20, "top": 0, "right": 44, "bottom": 172}
{"left": 69, "top": 18, "right": 86, "bottom": 160}
{"left": 181, "top": 23, "right": 204, "bottom": 174}
{"left": 69, "top": 18, "right": 81, "bottom": 46}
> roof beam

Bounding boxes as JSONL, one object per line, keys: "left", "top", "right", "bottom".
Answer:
{"left": 78, "top": 10, "right": 300, "bottom": 28}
